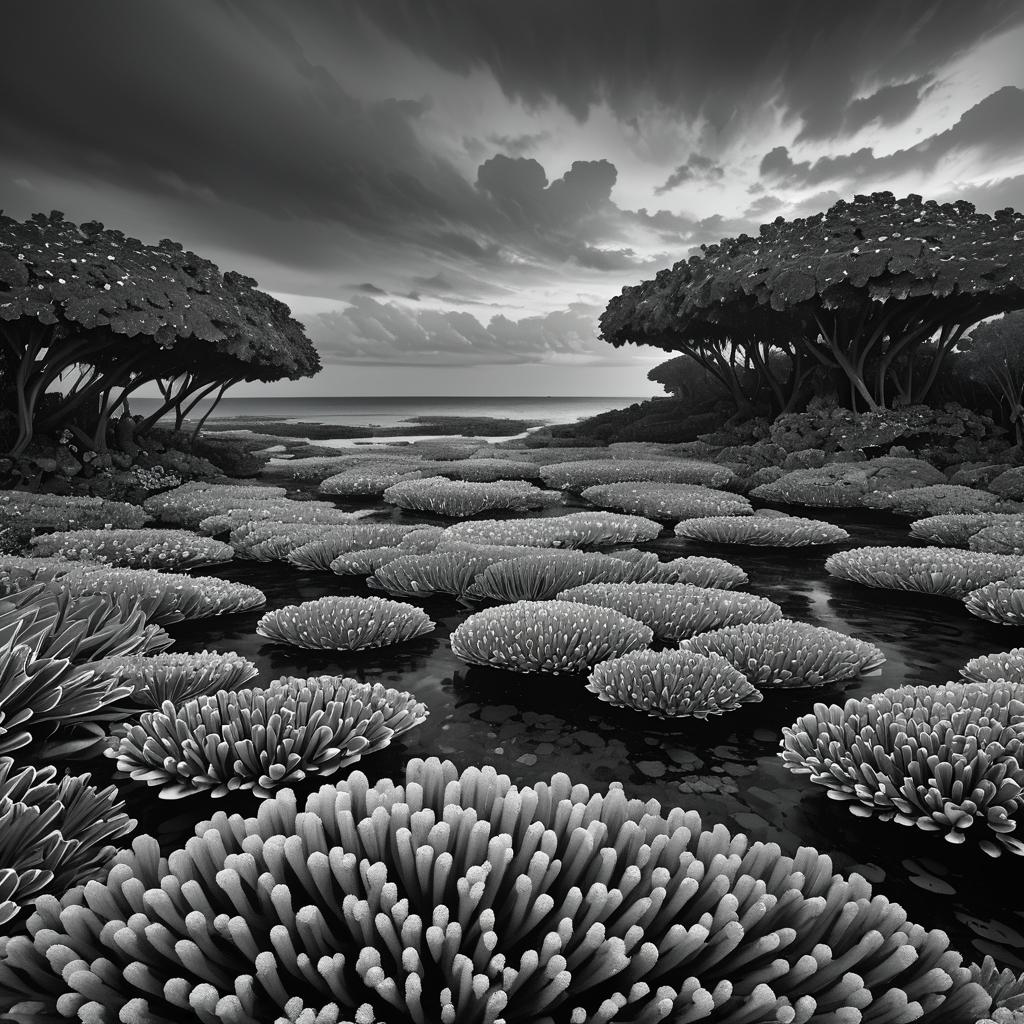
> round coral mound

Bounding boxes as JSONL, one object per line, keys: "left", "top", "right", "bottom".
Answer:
{"left": 256, "top": 596, "right": 435, "bottom": 651}
{"left": 781, "top": 682, "right": 1024, "bottom": 856}
{"left": 826, "top": 546, "right": 1024, "bottom": 599}
{"left": 581, "top": 481, "right": 752, "bottom": 521}
{"left": 328, "top": 545, "right": 405, "bottom": 576}
{"left": 29, "top": 528, "right": 233, "bottom": 570}
{"left": 681, "top": 619, "right": 885, "bottom": 688}
{"left": 586, "top": 647, "right": 761, "bottom": 718}
{"left": 383, "top": 476, "right": 560, "bottom": 517}
{"left": 961, "top": 648, "right": 1024, "bottom": 686}
{"left": 651, "top": 554, "right": 748, "bottom": 589}
{"left": 450, "top": 599, "right": 652, "bottom": 674}
{"left": 557, "top": 581, "right": 782, "bottom": 642}
{"left": 909, "top": 513, "right": 1012, "bottom": 547}
{"left": 964, "top": 579, "right": 1024, "bottom": 626}
{"left": 440, "top": 510, "right": 662, "bottom": 548}
{"left": 368, "top": 550, "right": 496, "bottom": 598}
{"left": 109, "top": 675, "right": 428, "bottom": 798}
{"left": 675, "top": 514, "right": 849, "bottom": 547}
{"left": 541, "top": 457, "right": 735, "bottom": 490}
{"left": 863, "top": 484, "right": 1003, "bottom": 517}
{"left": 94, "top": 650, "right": 259, "bottom": 708}
{"left": 0, "top": 757, "right": 1013, "bottom": 1023}
{"left": 971, "top": 519, "right": 1024, "bottom": 555}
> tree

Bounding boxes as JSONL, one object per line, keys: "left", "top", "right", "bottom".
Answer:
{"left": 601, "top": 192, "right": 1024, "bottom": 412}
{"left": 0, "top": 212, "right": 320, "bottom": 454}
{"left": 960, "top": 311, "right": 1024, "bottom": 446}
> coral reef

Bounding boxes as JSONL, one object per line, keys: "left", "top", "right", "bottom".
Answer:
{"left": 580, "top": 481, "right": 752, "bottom": 520}
{"left": 781, "top": 682, "right": 1024, "bottom": 856}
{"left": 540, "top": 457, "right": 735, "bottom": 490}
{"left": 450, "top": 599, "right": 652, "bottom": 673}
{"left": 287, "top": 524, "right": 429, "bottom": 572}
{"left": 142, "top": 482, "right": 289, "bottom": 528}
{"left": 586, "top": 647, "right": 761, "bottom": 718}
{"left": 29, "top": 528, "right": 233, "bottom": 570}
{"left": 971, "top": 519, "right": 1024, "bottom": 555}
{"left": 367, "top": 551, "right": 497, "bottom": 598}
{"left": 909, "top": 513, "right": 1015, "bottom": 547}
{"left": 862, "top": 484, "right": 1005, "bottom": 517}
{"left": 382, "top": 476, "right": 561, "bottom": 517}
{"left": 419, "top": 457, "right": 541, "bottom": 481}
{"left": 198, "top": 502, "right": 369, "bottom": 535}
{"left": 0, "top": 757, "right": 1011, "bottom": 1022}
{"left": 328, "top": 545, "right": 406, "bottom": 576}
{"left": 318, "top": 464, "right": 426, "bottom": 496}
{"left": 94, "top": 650, "right": 259, "bottom": 708}
{"left": 440, "top": 510, "right": 662, "bottom": 548}
{"left": 960, "top": 648, "right": 1024, "bottom": 686}
{"left": 825, "top": 546, "right": 1024, "bottom": 599}
{"left": 675, "top": 514, "right": 850, "bottom": 547}
{"left": 558, "top": 581, "right": 783, "bottom": 642}
{"left": 682, "top": 619, "right": 886, "bottom": 688}
{"left": 651, "top": 555, "right": 748, "bottom": 589}
{"left": 256, "top": 595, "right": 435, "bottom": 650}
{"left": 0, "top": 491, "right": 147, "bottom": 545}
{"left": 964, "top": 579, "right": 1024, "bottom": 626}
{"left": 109, "top": 675, "right": 427, "bottom": 798}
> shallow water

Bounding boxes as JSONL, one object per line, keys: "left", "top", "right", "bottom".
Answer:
{"left": 81, "top": 498, "right": 1024, "bottom": 972}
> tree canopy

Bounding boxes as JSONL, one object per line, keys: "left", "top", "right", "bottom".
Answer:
{"left": 0, "top": 211, "right": 320, "bottom": 452}
{"left": 602, "top": 192, "right": 1024, "bottom": 412}
{"left": 960, "top": 311, "right": 1024, "bottom": 446}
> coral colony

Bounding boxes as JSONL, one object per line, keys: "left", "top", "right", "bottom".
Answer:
{"left": 4, "top": 152, "right": 1024, "bottom": 1023}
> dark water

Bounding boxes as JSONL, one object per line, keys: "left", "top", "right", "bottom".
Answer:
{"left": 83, "top": 498, "right": 1024, "bottom": 973}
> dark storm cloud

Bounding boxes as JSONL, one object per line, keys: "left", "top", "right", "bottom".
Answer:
{"left": 354, "top": 283, "right": 389, "bottom": 296}
{"left": 655, "top": 154, "right": 725, "bottom": 195}
{"left": 759, "top": 87, "right": 1024, "bottom": 189}
{"left": 841, "top": 77, "right": 934, "bottom": 135}
{"left": 350, "top": 0, "right": 1023, "bottom": 137}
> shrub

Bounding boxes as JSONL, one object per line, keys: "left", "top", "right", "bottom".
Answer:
{"left": 0, "top": 491, "right": 147, "bottom": 545}
{"left": 198, "top": 502, "right": 368, "bottom": 535}
{"left": 318, "top": 465, "right": 425, "bottom": 496}
{"left": 440, "top": 510, "right": 663, "bottom": 548}
{"left": 558, "top": 581, "right": 783, "bottom": 642}
{"left": 540, "top": 457, "right": 735, "bottom": 491}
{"left": 581, "top": 480, "right": 752, "bottom": 521}
{"left": 256, "top": 595, "right": 435, "bottom": 650}
{"left": 109, "top": 675, "right": 428, "bottom": 799}
{"left": 676, "top": 514, "right": 850, "bottom": 547}
{"left": 909, "top": 513, "right": 1014, "bottom": 547}
{"left": 863, "top": 484, "right": 1004, "bottom": 517}
{"left": 964, "top": 580, "right": 1024, "bottom": 626}
{"left": 287, "top": 524, "right": 428, "bottom": 572}
{"left": 781, "top": 682, "right": 1024, "bottom": 857}
{"left": 382, "top": 476, "right": 561, "bottom": 517}
{"left": 961, "top": 648, "right": 1024, "bottom": 686}
{"left": 464, "top": 549, "right": 664, "bottom": 602}
{"left": 971, "top": 519, "right": 1024, "bottom": 555}
{"left": 450, "top": 599, "right": 651, "bottom": 673}
{"left": 29, "top": 528, "right": 233, "bottom": 570}
{"left": 142, "top": 482, "right": 289, "bottom": 528}
{"left": 652, "top": 554, "right": 748, "bottom": 589}
{"left": 586, "top": 648, "right": 761, "bottom": 718}
{"left": 40, "top": 566, "right": 265, "bottom": 626}
{"left": 682, "top": 619, "right": 886, "bottom": 688}
{"left": 368, "top": 551, "right": 497, "bottom": 598}
{"left": 0, "top": 758, "right": 133, "bottom": 929}
{"left": 0, "top": 757, "right": 1011, "bottom": 1023}
{"left": 825, "top": 546, "right": 1024, "bottom": 599}
{"left": 328, "top": 545, "right": 406, "bottom": 576}
{"left": 94, "top": 650, "right": 259, "bottom": 709}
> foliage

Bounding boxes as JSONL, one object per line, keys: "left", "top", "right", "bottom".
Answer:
{"left": 0, "top": 757, "right": 1015, "bottom": 1023}
{"left": 682, "top": 619, "right": 885, "bottom": 688}
{"left": 960, "top": 311, "right": 1024, "bottom": 445}
{"left": 0, "top": 758, "right": 134, "bottom": 929}
{"left": 781, "top": 682, "right": 1024, "bottom": 856}
{"left": 94, "top": 650, "right": 259, "bottom": 709}
{"left": 29, "top": 527, "right": 233, "bottom": 570}
{"left": 964, "top": 580, "right": 1024, "bottom": 626}
{"left": 450, "top": 599, "right": 652, "bottom": 674}
{"left": 382, "top": 476, "right": 561, "bottom": 517}
{"left": 676, "top": 514, "right": 850, "bottom": 546}
{"left": 440, "top": 510, "right": 662, "bottom": 548}
{"left": 109, "top": 676, "right": 427, "bottom": 799}
{"left": 464, "top": 550, "right": 664, "bottom": 602}
{"left": 540, "top": 457, "right": 735, "bottom": 491}
{"left": 971, "top": 519, "right": 1024, "bottom": 555}
{"left": 825, "top": 545, "right": 1024, "bottom": 598}
{"left": 863, "top": 484, "right": 1005, "bottom": 517}
{"left": 581, "top": 480, "right": 752, "bottom": 521}
{"left": 256, "top": 595, "right": 435, "bottom": 651}
{"left": 558, "top": 581, "right": 782, "bottom": 642}
{"left": 961, "top": 648, "right": 1024, "bottom": 686}
{"left": 586, "top": 648, "right": 761, "bottom": 718}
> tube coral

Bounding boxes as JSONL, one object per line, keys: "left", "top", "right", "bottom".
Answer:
{"left": 256, "top": 596, "right": 435, "bottom": 650}
{"left": 587, "top": 648, "right": 761, "bottom": 718}
{"left": 681, "top": 619, "right": 886, "bottom": 688}
{"left": 0, "top": 757, "right": 1011, "bottom": 1022}
{"left": 450, "top": 599, "right": 652, "bottom": 673}
{"left": 675, "top": 515, "right": 850, "bottom": 547}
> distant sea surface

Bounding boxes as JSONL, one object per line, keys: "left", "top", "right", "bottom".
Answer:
{"left": 131, "top": 395, "right": 644, "bottom": 437}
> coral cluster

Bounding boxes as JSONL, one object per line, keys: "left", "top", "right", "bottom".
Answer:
{"left": 198, "top": 502, "right": 369, "bottom": 535}
{"left": 109, "top": 675, "right": 428, "bottom": 798}
{"left": 676, "top": 514, "right": 850, "bottom": 547}
{"left": 558, "top": 581, "right": 783, "bottom": 642}
{"left": 328, "top": 545, "right": 406, "bottom": 576}
{"left": 971, "top": 519, "right": 1024, "bottom": 555}
{"left": 825, "top": 546, "right": 1024, "bottom": 599}
{"left": 256, "top": 595, "right": 435, "bottom": 650}
{"left": 682, "top": 619, "right": 886, "bottom": 688}
{"left": 287, "top": 524, "right": 430, "bottom": 571}
{"left": 586, "top": 647, "right": 761, "bottom": 718}
{"left": 581, "top": 480, "right": 752, "bottom": 521}
{"left": 0, "top": 757, "right": 1011, "bottom": 1022}
{"left": 964, "top": 578, "right": 1024, "bottom": 626}
{"left": 29, "top": 528, "right": 234, "bottom": 570}
{"left": 0, "top": 491, "right": 146, "bottom": 544}
{"left": 368, "top": 550, "right": 497, "bottom": 598}
{"left": 781, "top": 682, "right": 1024, "bottom": 856}
{"left": 961, "top": 648, "right": 1024, "bottom": 686}
{"left": 863, "top": 484, "right": 1004, "bottom": 517}
{"left": 450, "top": 599, "right": 652, "bottom": 673}
{"left": 382, "top": 476, "right": 561, "bottom": 517}
{"left": 420, "top": 457, "right": 541, "bottom": 481}
{"left": 440, "top": 510, "right": 662, "bottom": 548}
{"left": 95, "top": 650, "right": 259, "bottom": 708}
{"left": 909, "top": 513, "right": 1016, "bottom": 547}
{"left": 318, "top": 462, "right": 426, "bottom": 496}
{"left": 143, "top": 482, "right": 289, "bottom": 528}
{"left": 540, "top": 457, "right": 735, "bottom": 490}
{"left": 654, "top": 554, "right": 748, "bottom": 589}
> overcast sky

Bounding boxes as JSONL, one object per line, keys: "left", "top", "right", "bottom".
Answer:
{"left": 3, "top": 1, "right": 1024, "bottom": 396}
